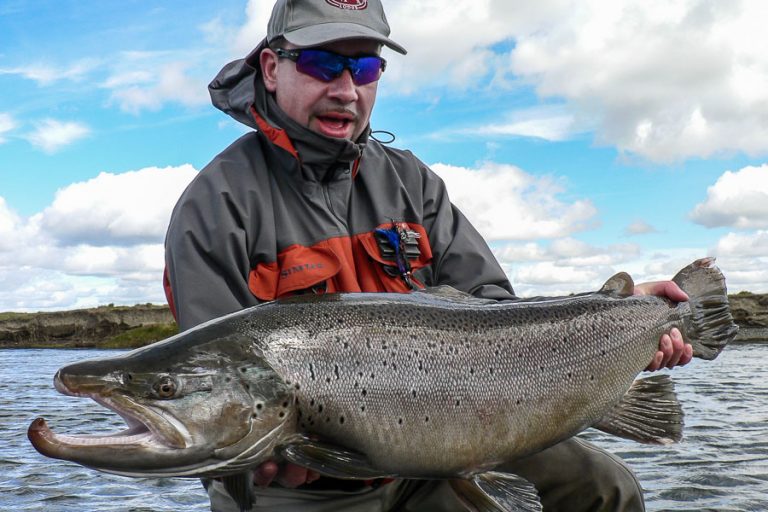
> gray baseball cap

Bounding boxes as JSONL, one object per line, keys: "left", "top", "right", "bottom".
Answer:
{"left": 266, "top": 0, "right": 406, "bottom": 55}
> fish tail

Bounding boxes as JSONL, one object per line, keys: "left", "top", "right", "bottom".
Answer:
{"left": 672, "top": 257, "right": 738, "bottom": 360}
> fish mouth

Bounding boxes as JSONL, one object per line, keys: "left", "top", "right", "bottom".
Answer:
{"left": 28, "top": 373, "right": 188, "bottom": 463}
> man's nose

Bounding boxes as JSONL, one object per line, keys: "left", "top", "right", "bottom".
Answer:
{"left": 327, "top": 69, "right": 358, "bottom": 103}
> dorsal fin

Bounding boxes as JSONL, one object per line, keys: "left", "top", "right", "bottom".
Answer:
{"left": 599, "top": 272, "right": 635, "bottom": 297}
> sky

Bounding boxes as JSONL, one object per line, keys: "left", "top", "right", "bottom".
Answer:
{"left": 1, "top": 0, "right": 767, "bottom": 312}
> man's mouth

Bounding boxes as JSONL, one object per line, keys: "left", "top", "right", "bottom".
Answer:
{"left": 314, "top": 112, "right": 357, "bottom": 138}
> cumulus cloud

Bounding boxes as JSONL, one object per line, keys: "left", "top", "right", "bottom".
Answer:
{"left": 0, "top": 165, "right": 198, "bottom": 311}
{"left": 0, "top": 113, "right": 15, "bottom": 143}
{"left": 374, "top": 0, "right": 768, "bottom": 161}
{"left": 37, "top": 164, "right": 198, "bottom": 245}
{"left": 431, "top": 161, "right": 598, "bottom": 241}
{"left": 493, "top": 238, "right": 644, "bottom": 295}
{"left": 690, "top": 164, "right": 768, "bottom": 229}
{"left": 25, "top": 119, "right": 90, "bottom": 153}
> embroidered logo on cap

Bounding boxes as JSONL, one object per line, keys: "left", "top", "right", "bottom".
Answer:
{"left": 325, "top": 0, "right": 368, "bottom": 10}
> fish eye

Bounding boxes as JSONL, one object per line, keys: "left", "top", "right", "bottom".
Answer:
{"left": 153, "top": 376, "right": 178, "bottom": 399}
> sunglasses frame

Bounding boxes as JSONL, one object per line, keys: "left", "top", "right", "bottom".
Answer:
{"left": 274, "top": 48, "right": 387, "bottom": 86}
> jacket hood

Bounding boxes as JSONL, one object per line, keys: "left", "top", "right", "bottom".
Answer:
{"left": 208, "top": 39, "right": 368, "bottom": 180}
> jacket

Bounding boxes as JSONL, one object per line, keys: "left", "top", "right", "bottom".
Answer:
{"left": 164, "top": 50, "right": 515, "bottom": 332}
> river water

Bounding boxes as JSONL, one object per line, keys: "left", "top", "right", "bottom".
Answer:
{"left": 1, "top": 344, "right": 767, "bottom": 511}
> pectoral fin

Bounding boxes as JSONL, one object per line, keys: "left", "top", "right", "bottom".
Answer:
{"left": 220, "top": 472, "right": 254, "bottom": 512}
{"left": 450, "top": 471, "right": 542, "bottom": 512}
{"left": 594, "top": 374, "right": 683, "bottom": 444}
{"left": 280, "top": 435, "right": 396, "bottom": 480}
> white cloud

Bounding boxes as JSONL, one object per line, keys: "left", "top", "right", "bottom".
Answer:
{"left": 109, "top": 62, "right": 210, "bottom": 113}
{"left": 624, "top": 220, "right": 658, "bottom": 236}
{"left": 0, "top": 165, "right": 198, "bottom": 311}
{"left": 375, "top": 0, "right": 768, "bottom": 161}
{"left": 0, "top": 113, "right": 15, "bottom": 143}
{"left": 37, "top": 164, "right": 198, "bottom": 245}
{"left": 714, "top": 230, "right": 768, "bottom": 258}
{"left": 431, "top": 161, "right": 598, "bottom": 241}
{"left": 0, "top": 59, "right": 98, "bottom": 85}
{"left": 456, "top": 106, "right": 577, "bottom": 142}
{"left": 690, "top": 164, "right": 768, "bottom": 229}
{"left": 25, "top": 119, "right": 90, "bottom": 153}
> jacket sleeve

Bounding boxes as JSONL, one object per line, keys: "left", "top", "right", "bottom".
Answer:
{"left": 417, "top": 161, "right": 518, "bottom": 301}
{"left": 164, "top": 163, "right": 260, "bottom": 332}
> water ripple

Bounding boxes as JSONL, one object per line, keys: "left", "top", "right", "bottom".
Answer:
{"left": 2, "top": 344, "right": 767, "bottom": 510}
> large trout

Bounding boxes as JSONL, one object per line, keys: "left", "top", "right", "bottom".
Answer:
{"left": 28, "top": 258, "right": 737, "bottom": 511}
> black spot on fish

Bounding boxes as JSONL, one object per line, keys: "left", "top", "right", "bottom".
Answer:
{"left": 339, "top": 416, "right": 345, "bottom": 424}
{"left": 362, "top": 389, "right": 367, "bottom": 397}
{"left": 256, "top": 403, "right": 263, "bottom": 411}
{"left": 412, "top": 390, "right": 417, "bottom": 398}
{"left": 398, "top": 418, "right": 403, "bottom": 425}
{"left": 309, "top": 364, "right": 316, "bottom": 380}
{"left": 361, "top": 405, "right": 366, "bottom": 412}
{"left": 318, "top": 404, "right": 323, "bottom": 413}
{"left": 310, "top": 399, "right": 315, "bottom": 407}
{"left": 282, "top": 401, "right": 289, "bottom": 408}
{"left": 425, "top": 416, "right": 429, "bottom": 423}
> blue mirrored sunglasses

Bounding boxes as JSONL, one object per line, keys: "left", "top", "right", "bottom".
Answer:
{"left": 275, "top": 48, "right": 386, "bottom": 86}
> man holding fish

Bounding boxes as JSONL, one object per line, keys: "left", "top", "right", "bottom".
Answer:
{"left": 163, "top": 0, "right": 691, "bottom": 510}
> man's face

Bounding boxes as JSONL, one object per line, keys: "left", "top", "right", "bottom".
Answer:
{"left": 261, "top": 39, "right": 381, "bottom": 141}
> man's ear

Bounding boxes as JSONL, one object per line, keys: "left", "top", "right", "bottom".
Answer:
{"left": 260, "top": 49, "right": 279, "bottom": 93}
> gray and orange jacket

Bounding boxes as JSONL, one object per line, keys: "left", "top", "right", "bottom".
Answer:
{"left": 164, "top": 51, "right": 516, "bottom": 332}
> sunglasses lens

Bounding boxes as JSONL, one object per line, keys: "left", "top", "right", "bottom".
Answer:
{"left": 296, "top": 50, "right": 342, "bottom": 82}
{"left": 295, "top": 50, "right": 383, "bottom": 85}
{"left": 351, "top": 56, "right": 383, "bottom": 85}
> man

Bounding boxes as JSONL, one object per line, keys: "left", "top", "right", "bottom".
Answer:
{"left": 164, "top": 0, "right": 692, "bottom": 510}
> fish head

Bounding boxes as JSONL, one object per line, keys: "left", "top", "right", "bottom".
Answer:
{"left": 28, "top": 318, "right": 296, "bottom": 478}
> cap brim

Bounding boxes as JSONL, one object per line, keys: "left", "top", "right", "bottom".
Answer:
{"left": 283, "top": 22, "right": 407, "bottom": 55}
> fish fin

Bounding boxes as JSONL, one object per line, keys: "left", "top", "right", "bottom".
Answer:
{"left": 594, "top": 375, "right": 683, "bottom": 444}
{"left": 280, "top": 436, "right": 396, "bottom": 480}
{"left": 598, "top": 272, "right": 635, "bottom": 297}
{"left": 672, "top": 258, "right": 738, "bottom": 360}
{"left": 220, "top": 472, "right": 254, "bottom": 512}
{"left": 450, "top": 471, "right": 542, "bottom": 512}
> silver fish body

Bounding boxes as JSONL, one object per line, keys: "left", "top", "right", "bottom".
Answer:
{"left": 28, "top": 258, "right": 738, "bottom": 511}
{"left": 253, "top": 289, "right": 676, "bottom": 477}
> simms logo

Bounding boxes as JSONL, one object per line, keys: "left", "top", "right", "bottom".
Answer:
{"left": 325, "top": 0, "right": 368, "bottom": 10}
{"left": 280, "top": 262, "right": 325, "bottom": 279}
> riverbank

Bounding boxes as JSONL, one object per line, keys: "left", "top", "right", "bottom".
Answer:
{"left": 0, "top": 304, "right": 177, "bottom": 349}
{"left": 0, "top": 292, "right": 765, "bottom": 349}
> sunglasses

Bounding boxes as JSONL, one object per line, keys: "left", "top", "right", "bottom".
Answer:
{"left": 274, "top": 48, "right": 386, "bottom": 86}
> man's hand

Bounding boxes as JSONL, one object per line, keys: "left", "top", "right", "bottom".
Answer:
{"left": 253, "top": 461, "right": 321, "bottom": 488}
{"left": 633, "top": 281, "right": 693, "bottom": 371}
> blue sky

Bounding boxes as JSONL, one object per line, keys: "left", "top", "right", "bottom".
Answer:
{"left": 1, "top": 0, "right": 767, "bottom": 311}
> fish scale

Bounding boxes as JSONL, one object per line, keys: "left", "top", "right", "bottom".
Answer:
{"left": 247, "top": 292, "right": 679, "bottom": 476}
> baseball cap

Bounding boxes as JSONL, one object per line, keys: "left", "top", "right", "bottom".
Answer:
{"left": 266, "top": 0, "right": 406, "bottom": 55}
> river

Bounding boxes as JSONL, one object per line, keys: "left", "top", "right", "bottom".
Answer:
{"left": 1, "top": 344, "right": 767, "bottom": 511}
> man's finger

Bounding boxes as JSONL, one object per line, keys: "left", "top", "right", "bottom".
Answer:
{"left": 277, "top": 464, "right": 310, "bottom": 488}
{"left": 253, "top": 461, "right": 279, "bottom": 487}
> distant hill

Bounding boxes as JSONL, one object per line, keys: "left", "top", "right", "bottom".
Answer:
{"left": 0, "top": 293, "right": 765, "bottom": 349}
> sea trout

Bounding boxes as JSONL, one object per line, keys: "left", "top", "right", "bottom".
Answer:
{"left": 28, "top": 258, "right": 738, "bottom": 511}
